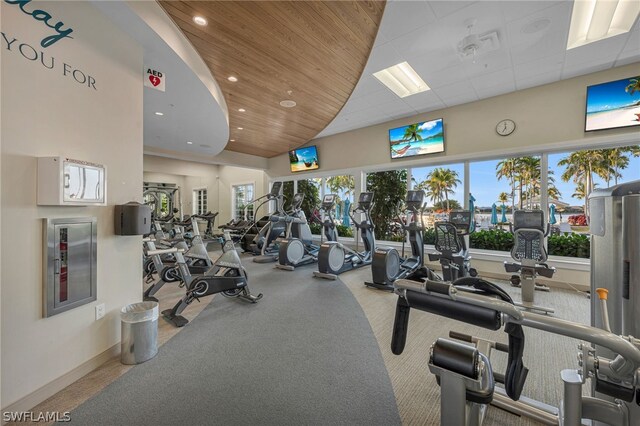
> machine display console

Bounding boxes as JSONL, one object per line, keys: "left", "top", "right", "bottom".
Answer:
{"left": 449, "top": 211, "right": 472, "bottom": 232}
{"left": 405, "top": 190, "right": 425, "bottom": 209}
{"left": 270, "top": 181, "right": 283, "bottom": 196}
{"left": 358, "top": 192, "right": 374, "bottom": 209}
{"left": 322, "top": 194, "right": 337, "bottom": 207}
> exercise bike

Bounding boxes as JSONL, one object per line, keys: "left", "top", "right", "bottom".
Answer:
{"left": 154, "top": 238, "right": 262, "bottom": 327}
{"left": 366, "top": 190, "right": 426, "bottom": 291}
{"left": 276, "top": 192, "right": 326, "bottom": 270}
{"left": 428, "top": 210, "right": 477, "bottom": 281}
{"left": 313, "top": 192, "right": 376, "bottom": 280}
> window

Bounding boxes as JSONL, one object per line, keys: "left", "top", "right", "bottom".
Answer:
{"left": 193, "top": 188, "right": 207, "bottom": 215}
{"left": 324, "top": 175, "right": 355, "bottom": 237}
{"left": 366, "top": 169, "right": 407, "bottom": 241}
{"left": 296, "top": 178, "right": 322, "bottom": 234}
{"left": 549, "top": 145, "right": 640, "bottom": 230}
{"left": 283, "top": 181, "right": 294, "bottom": 207}
{"left": 233, "top": 183, "right": 254, "bottom": 220}
{"left": 411, "top": 163, "right": 465, "bottom": 230}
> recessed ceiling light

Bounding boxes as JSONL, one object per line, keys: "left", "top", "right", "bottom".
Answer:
{"left": 230, "top": 139, "right": 236, "bottom": 142}
{"left": 373, "top": 61, "right": 430, "bottom": 98}
{"left": 186, "top": 141, "right": 193, "bottom": 145}
{"left": 237, "top": 127, "right": 243, "bottom": 130}
{"left": 155, "top": 112, "right": 164, "bottom": 116}
{"left": 279, "top": 100, "right": 297, "bottom": 108}
{"left": 238, "top": 108, "right": 246, "bottom": 112}
{"left": 228, "top": 76, "right": 238, "bottom": 82}
{"left": 567, "top": 0, "right": 640, "bottom": 49}
{"left": 193, "top": 16, "right": 207, "bottom": 26}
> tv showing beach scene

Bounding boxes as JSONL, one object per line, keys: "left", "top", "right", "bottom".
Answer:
{"left": 585, "top": 76, "right": 640, "bottom": 132}
{"left": 289, "top": 145, "right": 319, "bottom": 172}
{"left": 389, "top": 118, "right": 444, "bottom": 159}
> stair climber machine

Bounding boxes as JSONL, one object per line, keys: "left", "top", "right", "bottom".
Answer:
{"left": 428, "top": 210, "right": 478, "bottom": 281}
{"left": 245, "top": 181, "right": 285, "bottom": 255}
{"left": 151, "top": 237, "right": 262, "bottom": 327}
{"left": 366, "top": 190, "right": 426, "bottom": 291}
{"left": 276, "top": 192, "right": 330, "bottom": 270}
{"left": 313, "top": 192, "right": 376, "bottom": 280}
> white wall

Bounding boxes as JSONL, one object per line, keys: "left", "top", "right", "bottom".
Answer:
{"left": 1, "top": 0, "right": 142, "bottom": 409}
{"left": 143, "top": 155, "right": 268, "bottom": 223}
{"left": 267, "top": 62, "right": 640, "bottom": 177}
{"left": 217, "top": 165, "right": 268, "bottom": 222}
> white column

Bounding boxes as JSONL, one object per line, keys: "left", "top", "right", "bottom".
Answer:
{"left": 541, "top": 153, "right": 550, "bottom": 248}
{"left": 464, "top": 161, "right": 470, "bottom": 210}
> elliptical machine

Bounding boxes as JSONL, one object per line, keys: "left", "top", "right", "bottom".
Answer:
{"left": 276, "top": 192, "right": 325, "bottom": 270}
{"left": 366, "top": 190, "right": 426, "bottom": 291}
{"left": 428, "top": 210, "right": 478, "bottom": 281}
{"left": 504, "top": 210, "right": 554, "bottom": 314}
{"left": 313, "top": 192, "right": 376, "bottom": 280}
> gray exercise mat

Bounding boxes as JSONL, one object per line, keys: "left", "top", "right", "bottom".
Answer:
{"left": 66, "top": 258, "right": 401, "bottom": 425}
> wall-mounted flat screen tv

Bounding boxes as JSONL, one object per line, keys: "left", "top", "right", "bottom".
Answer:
{"left": 289, "top": 145, "right": 319, "bottom": 173}
{"left": 389, "top": 118, "right": 444, "bottom": 159}
{"left": 585, "top": 76, "right": 640, "bottom": 132}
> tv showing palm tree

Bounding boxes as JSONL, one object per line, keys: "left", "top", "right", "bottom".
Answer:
{"left": 389, "top": 118, "right": 444, "bottom": 159}
{"left": 289, "top": 145, "right": 319, "bottom": 172}
{"left": 585, "top": 76, "right": 640, "bottom": 132}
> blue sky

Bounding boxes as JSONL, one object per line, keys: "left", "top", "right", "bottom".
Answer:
{"left": 389, "top": 118, "right": 443, "bottom": 143}
{"left": 586, "top": 76, "right": 640, "bottom": 113}
{"left": 292, "top": 146, "right": 318, "bottom": 162}
{"left": 409, "top": 152, "right": 640, "bottom": 208}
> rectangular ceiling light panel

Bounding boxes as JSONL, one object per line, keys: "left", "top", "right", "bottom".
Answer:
{"left": 567, "top": 0, "right": 640, "bottom": 49}
{"left": 373, "top": 62, "right": 431, "bottom": 98}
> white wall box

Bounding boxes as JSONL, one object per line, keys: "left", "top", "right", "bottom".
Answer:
{"left": 38, "top": 157, "right": 107, "bottom": 206}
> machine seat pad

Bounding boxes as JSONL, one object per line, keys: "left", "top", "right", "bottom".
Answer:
{"left": 452, "top": 277, "right": 528, "bottom": 401}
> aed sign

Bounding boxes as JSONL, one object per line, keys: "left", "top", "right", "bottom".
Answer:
{"left": 144, "top": 67, "right": 165, "bottom": 92}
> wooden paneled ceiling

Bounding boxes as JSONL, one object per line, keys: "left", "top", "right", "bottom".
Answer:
{"left": 159, "top": 1, "right": 386, "bottom": 158}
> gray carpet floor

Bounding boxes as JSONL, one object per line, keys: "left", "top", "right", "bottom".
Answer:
{"left": 66, "top": 257, "right": 401, "bottom": 426}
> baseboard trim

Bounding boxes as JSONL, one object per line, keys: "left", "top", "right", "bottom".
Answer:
{"left": 1, "top": 343, "right": 120, "bottom": 419}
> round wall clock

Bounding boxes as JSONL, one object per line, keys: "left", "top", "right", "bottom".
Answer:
{"left": 496, "top": 119, "right": 516, "bottom": 136}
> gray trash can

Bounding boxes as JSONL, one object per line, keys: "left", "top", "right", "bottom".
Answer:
{"left": 120, "top": 301, "right": 159, "bottom": 365}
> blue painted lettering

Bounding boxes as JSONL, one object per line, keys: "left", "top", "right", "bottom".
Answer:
{"left": 4, "top": 0, "right": 74, "bottom": 48}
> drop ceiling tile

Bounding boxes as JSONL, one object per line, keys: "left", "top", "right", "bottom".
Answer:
{"left": 621, "top": 28, "right": 640, "bottom": 53}
{"left": 428, "top": 1, "right": 476, "bottom": 19}
{"left": 615, "top": 49, "right": 640, "bottom": 67}
{"left": 433, "top": 80, "right": 478, "bottom": 100}
{"left": 363, "top": 42, "right": 404, "bottom": 74}
{"left": 501, "top": 0, "right": 564, "bottom": 23}
{"left": 341, "top": 88, "right": 400, "bottom": 114}
{"left": 462, "top": 49, "right": 513, "bottom": 78}
{"left": 513, "top": 52, "right": 564, "bottom": 80}
{"left": 380, "top": 0, "right": 437, "bottom": 41}
{"left": 418, "top": 64, "right": 468, "bottom": 88}
{"left": 471, "top": 67, "right": 515, "bottom": 90}
{"left": 564, "top": 34, "right": 628, "bottom": 68}
{"left": 562, "top": 60, "right": 614, "bottom": 80}
{"left": 506, "top": 1, "right": 571, "bottom": 47}
{"left": 443, "top": 92, "right": 480, "bottom": 107}
{"left": 402, "top": 90, "right": 445, "bottom": 111}
{"left": 474, "top": 80, "right": 516, "bottom": 99}
{"left": 389, "top": 26, "right": 459, "bottom": 71}
{"left": 515, "top": 69, "right": 563, "bottom": 90}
